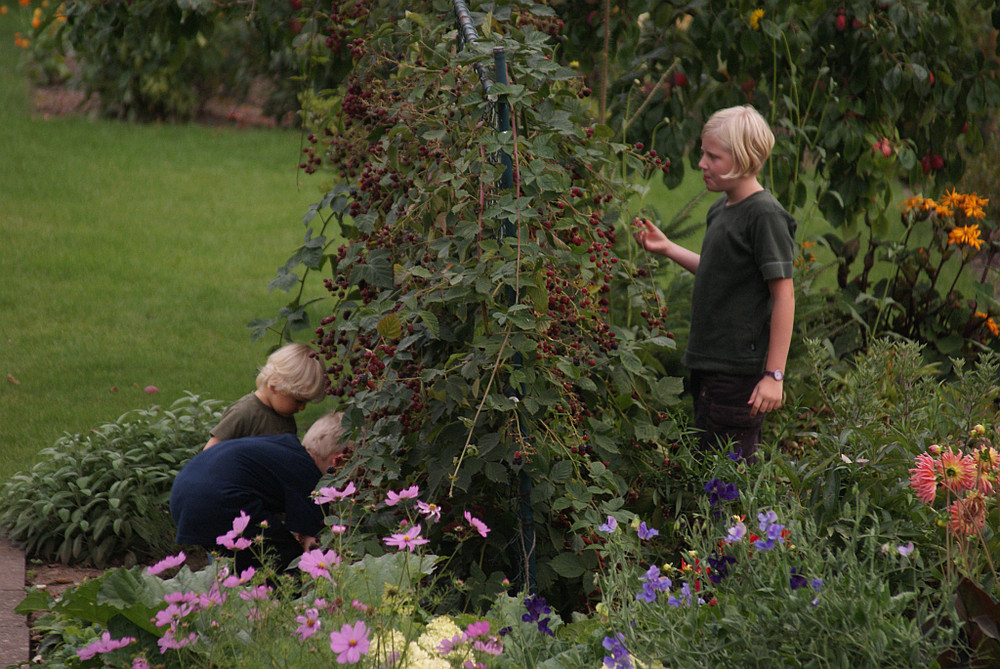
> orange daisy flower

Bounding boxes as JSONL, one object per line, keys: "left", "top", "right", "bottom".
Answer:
{"left": 940, "top": 188, "right": 964, "bottom": 210}
{"left": 948, "top": 492, "right": 987, "bottom": 537}
{"left": 948, "top": 224, "right": 984, "bottom": 250}
{"left": 909, "top": 452, "right": 938, "bottom": 503}
{"left": 938, "top": 448, "right": 977, "bottom": 494}
{"left": 900, "top": 196, "right": 935, "bottom": 213}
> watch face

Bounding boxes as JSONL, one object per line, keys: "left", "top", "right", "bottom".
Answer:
{"left": 768, "top": 370, "right": 783, "bottom": 381}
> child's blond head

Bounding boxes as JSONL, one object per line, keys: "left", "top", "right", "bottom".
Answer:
{"left": 256, "top": 343, "right": 326, "bottom": 403}
{"left": 702, "top": 105, "right": 775, "bottom": 179}
{"left": 303, "top": 411, "right": 351, "bottom": 460}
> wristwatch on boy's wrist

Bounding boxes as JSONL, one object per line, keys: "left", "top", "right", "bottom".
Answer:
{"left": 763, "top": 369, "right": 784, "bottom": 381}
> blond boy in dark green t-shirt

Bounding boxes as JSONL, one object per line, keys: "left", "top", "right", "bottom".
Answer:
{"left": 636, "top": 105, "right": 796, "bottom": 460}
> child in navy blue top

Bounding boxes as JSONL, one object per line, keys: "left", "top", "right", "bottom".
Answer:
{"left": 171, "top": 411, "right": 348, "bottom": 572}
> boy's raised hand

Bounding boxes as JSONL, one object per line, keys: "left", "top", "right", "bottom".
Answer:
{"left": 634, "top": 217, "right": 671, "bottom": 255}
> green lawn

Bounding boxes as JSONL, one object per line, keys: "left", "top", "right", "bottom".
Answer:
{"left": 0, "top": 6, "right": 332, "bottom": 480}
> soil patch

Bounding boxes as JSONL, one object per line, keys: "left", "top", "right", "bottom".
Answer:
{"left": 23, "top": 551, "right": 211, "bottom": 656}
{"left": 29, "top": 79, "right": 296, "bottom": 129}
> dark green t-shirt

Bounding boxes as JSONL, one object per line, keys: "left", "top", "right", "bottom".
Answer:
{"left": 209, "top": 392, "right": 297, "bottom": 442}
{"left": 682, "top": 190, "right": 797, "bottom": 375}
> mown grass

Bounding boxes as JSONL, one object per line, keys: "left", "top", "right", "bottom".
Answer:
{"left": 0, "top": 6, "right": 332, "bottom": 480}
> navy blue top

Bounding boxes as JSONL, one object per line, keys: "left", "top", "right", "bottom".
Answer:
{"left": 170, "top": 433, "right": 324, "bottom": 547}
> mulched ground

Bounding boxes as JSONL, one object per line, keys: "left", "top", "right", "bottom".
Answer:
{"left": 25, "top": 551, "right": 212, "bottom": 656}
{"left": 30, "top": 80, "right": 296, "bottom": 129}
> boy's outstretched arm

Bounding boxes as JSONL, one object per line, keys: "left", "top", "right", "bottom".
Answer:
{"left": 634, "top": 218, "right": 700, "bottom": 274}
{"left": 749, "top": 277, "right": 795, "bottom": 417}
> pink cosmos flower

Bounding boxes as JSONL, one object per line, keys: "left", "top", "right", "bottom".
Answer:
{"left": 315, "top": 481, "right": 357, "bottom": 504}
{"left": 132, "top": 657, "right": 151, "bottom": 669}
{"left": 474, "top": 637, "right": 503, "bottom": 655}
{"left": 77, "top": 632, "right": 136, "bottom": 660}
{"left": 157, "top": 630, "right": 198, "bottom": 652}
{"left": 294, "top": 607, "right": 322, "bottom": 640}
{"left": 218, "top": 533, "right": 252, "bottom": 550}
{"left": 416, "top": 500, "right": 442, "bottom": 522}
{"left": 145, "top": 552, "right": 186, "bottom": 576}
{"left": 299, "top": 548, "right": 342, "bottom": 580}
{"left": 239, "top": 584, "right": 273, "bottom": 602}
{"left": 329, "top": 620, "right": 371, "bottom": 664}
{"left": 464, "top": 511, "right": 490, "bottom": 537}
{"left": 386, "top": 485, "right": 420, "bottom": 506}
{"left": 163, "top": 590, "right": 216, "bottom": 609}
{"left": 351, "top": 599, "right": 368, "bottom": 612}
{"left": 231, "top": 510, "right": 251, "bottom": 533}
{"left": 154, "top": 602, "right": 197, "bottom": 628}
{"left": 222, "top": 567, "right": 256, "bottom": 588}
{"left": 464, "top": 620, "right": 490, "bottom": 638}
{"left": 383, "top": 524, "right": 430, "bottom": 552}
{"left": 216, "top": 510, "right": 253, "bottom": 550}
{"left": 437, "top": 632, "right": 464, "bottom": 655}
{"left": 330, "top": 524, "right": 348, "bottom": 534}
{"left": 909, "top": 452, "right": 938, "bottom": 503}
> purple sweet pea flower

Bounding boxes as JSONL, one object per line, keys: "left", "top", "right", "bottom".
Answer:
{"left": 637, "top": 521, "right": 659, "bottom": 540}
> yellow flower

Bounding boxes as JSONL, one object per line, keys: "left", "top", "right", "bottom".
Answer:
{"left": 948, "top": 224, "right": 984, "bottom": 250}
{"left": 940, "top": 188, "right": 963, "bottom": 210}
{"left": 750, "top": 8, "right": 764, "bottom": 30}
{"left": 934, "top": 204, "right": 953, "bottom": 217}
{"left": 900, "top": 195, "right": 935, "bottom": 213}
{"left": 569, "top": 60, "right": 579, "bottom": 68}
{"left": 976, "top": 312, "right": 1000, "bottom": 337}
{"left": 963, "top": 202, "right": 987, "bottom": 219}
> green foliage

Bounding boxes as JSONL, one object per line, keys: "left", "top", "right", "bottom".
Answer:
{"left": 553, "top": 0, "right": 1000, "bottom": 366}
{"left": 0, "top": 394, "right": 221, "bottom": 567}
{"left": 28, "top": 0, "right": 364, "bottom": 122}
{"left": 48, "top": 0, "right": 221, "bottom": 120}
{"left": 803, "top": 188, "right": 1000, "bottom": 363}
{"left": 262, "top": 0, "right": 689, "bottom": 608}
{"left": 778, "top": 339, "right": 999, "bottom": 552}
{"left": 14, "top": 338, "right": 1000, "bottom": 668}
{"left": 594, "top": 491, "right": 960, "bottom": 668}
{"left": 576, "top": 0, "right": 1000, "bottom": 224}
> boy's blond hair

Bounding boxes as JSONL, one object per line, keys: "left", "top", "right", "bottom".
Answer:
{"left": 256, "top": 343, "right": 326, "bottom": 402}
{"left": 302, "top": 411, "right": 351, "bottom": 460}
{"left": 701, "top": 105, "right": 775, "bottom": 179}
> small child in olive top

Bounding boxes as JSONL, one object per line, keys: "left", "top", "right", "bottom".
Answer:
{"left": 203, "top": 343, "right": 327, "bottom": 450}
{"left": 636, "top": 105, "right": 797, "bottom": 460}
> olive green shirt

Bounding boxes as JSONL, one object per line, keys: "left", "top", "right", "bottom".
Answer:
{"left": 209, "top": 392, "right": 297, "bottom": 443}
{"left": 682, "top": 190, "right": 797, "bottom": 375}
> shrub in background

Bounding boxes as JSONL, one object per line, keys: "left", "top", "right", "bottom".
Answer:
{"left": 0, "top": 394, "right": 221, "bottom": 567}
{"left": 21, "top": 0, "right": 360, "bottom": 123}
